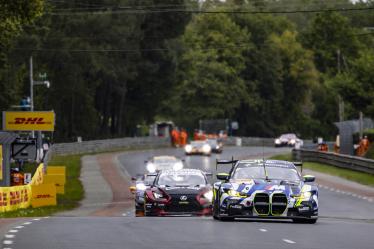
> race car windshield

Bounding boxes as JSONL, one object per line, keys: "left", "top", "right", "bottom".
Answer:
{"left": 157, "top": 172, "right": 206, "bottom": 187}
{"left": 232, "top": 166, "right": 266, "bottom": 179}
{"left": 144, "top": 175, "right": 156, "bottom": 185}
{"left": 232, "top": 164, "right": 300, "bottom": 182}
{"left": 154, "top": 158, "right": 178, "bottom": 164}
{"left": 280, "top": 134, "right": 296, "bottom": 140}
{"left": 207, "top": 139, "right": 217, "bottom": 146}
{"left": 266, "top": 167, "right": 300, "bottom": 182}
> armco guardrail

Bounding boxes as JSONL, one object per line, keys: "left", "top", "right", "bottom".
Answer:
{"left": 293, "top": 149, "right": 374, "bottom": 175}
{"left": 49, "top": 137, "right": 170, "bottom": 156}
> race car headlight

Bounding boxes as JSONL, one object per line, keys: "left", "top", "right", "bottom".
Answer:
{"left": 227, "top": 189, "right": 240, "bottom": 197}
{"left": 300, "top": 191, "right": 312, "bottom": 201}
{"left": 275, "top": 139, "right": 281, "bottom": 144}
{"left": 136, "top": 183, "right": 147, "bottom": 191}
{"left": 153, "top": 192, "right": 163, "bottom": 199}
{"left": 173, "top": 162, "right": 183, "bottom": 171}
{"left": 185, "top": 145, "right": 192, "bottom": 153}
{"left": 202, "top": 144, "right": 211, "bottom": 153}
{"left": 146, "top": 163, "right": 156, "bottom": 173}
{"left": 289, "top": 139, "right": 296, "bottom": 144}
{"left": 203, "top": 190, "right": 213, "bottom": 202}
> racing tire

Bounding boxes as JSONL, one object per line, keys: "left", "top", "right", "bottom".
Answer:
{"left": 293, "top": 218, "right": 317, "bottom": 224}
{"left": 135, "top": 209, "right": 144, "bottom": 217}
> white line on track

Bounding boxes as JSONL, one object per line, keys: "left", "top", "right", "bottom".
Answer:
{"left": 8, "top": 230, "right": 18, "bottom": 233}
{"left": 282, "top": 239, "right": 296, "bottom": 244}
{"left": 15, "top": 226, "right": 24, "bottom": 229}
{"left": 23, "top": 222, "right": 32, "bottom": 225}
{"left": 259, "top": 229, "right": 267, "bottom": 232}
{"left": 5, "top": 234, "right": 15, "bottom": 239}
{"left": 122, "top": 213, "right": 127, "bottom": 216}
{"left": 3, "top": 240, "right": 13, "bottom": 245}
{"left": 33, "top": 218, "right": 41, "bottom": 221}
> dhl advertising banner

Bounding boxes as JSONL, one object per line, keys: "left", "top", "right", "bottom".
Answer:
{"left": 3, "top": 111, "right": 55, "bottom": 131}
{"left": 0, "top": 185, "right": 31, "bottom": 212}
{"left": 0, "top": 164, "right": 57, "bottom": 213}
{"left": 0, "top": 145, "right": 3, "bottom": 180}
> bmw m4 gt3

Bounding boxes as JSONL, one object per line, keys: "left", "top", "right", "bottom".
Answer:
{"left": 213, "top": 159, "right": 318, "bottom": 223}
{"left": 144, "top": 169, "right": 213, "bottom": 216}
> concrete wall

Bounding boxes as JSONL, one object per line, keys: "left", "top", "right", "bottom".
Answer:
{"left": 47, "top": 137, "right": 170, "bottom": 157}
{"left": 224, "top": 137, "right": 275, "bottom": 147}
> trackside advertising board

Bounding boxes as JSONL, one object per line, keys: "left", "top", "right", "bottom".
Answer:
{"left": 0, "top": 145, "right": 2, "bottom": 180}
{"left": 3, "top": 111, "right": 55, "bottom": 131}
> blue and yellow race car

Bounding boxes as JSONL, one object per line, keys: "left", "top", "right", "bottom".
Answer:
{"left": 213, "top": 159, "right": 318, "bottom": 223}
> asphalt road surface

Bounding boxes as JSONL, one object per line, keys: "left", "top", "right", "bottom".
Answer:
{"left": 3, "top": 147, "right": 374, "bottom": 249}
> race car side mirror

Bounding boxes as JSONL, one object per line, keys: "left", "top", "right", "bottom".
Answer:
{"left": 303, "top": 175, "right": 315, "bottom": 182}
{"left": 216, "top": 173, "right": 229, "bottom": 181}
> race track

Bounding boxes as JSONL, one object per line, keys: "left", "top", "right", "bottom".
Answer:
{"left": 3, "top": 147, "right": 374, "bottom": 249}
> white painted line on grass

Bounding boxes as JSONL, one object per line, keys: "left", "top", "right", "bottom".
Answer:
{"left": 282, "top": 239, "right": 296, "bottom": 244}
{"left": 259, "top": 229, "right": 267, "bottom": 232}
{"left": 5, "top": 234, "right": 15, "bottom": 239}
{"left": 8, "top": 230, "right": 18, "bottom": 233}
{"left": 3, "top": 240, "right": 13, "bottom": 245}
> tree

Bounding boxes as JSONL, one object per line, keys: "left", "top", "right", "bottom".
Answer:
{"left": 170, "top": 13, "right": 250, "bottom": 128}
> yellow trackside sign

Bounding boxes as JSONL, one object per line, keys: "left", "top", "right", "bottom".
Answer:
{"left": 3, "top": 111, "right": 55, "bottom": 131}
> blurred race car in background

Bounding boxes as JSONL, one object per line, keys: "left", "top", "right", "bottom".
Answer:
{"left": 130, "top": 173, "right": 157, "bottom": 216}
{"left": 144, "top": 169, "right": 213, "bottom": 216}
{"left": 274, "top": 133, "right": 303, "bottom": 147}
{"left": 145, "top": 155, "right": 184, "bottom": 173}
{"left": 213, "top": 159, "right": 318, "bottom": 223}
{"left": 206, "top": 139, "right": 223, "bottom": 153}
{"left": 185, "top": 140, "right": 212, "bottom": 156}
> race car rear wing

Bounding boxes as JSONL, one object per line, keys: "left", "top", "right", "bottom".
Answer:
{"left": 216, "top": 158, "right": 238, "bottom": 171}
{"left": 293, "top": 161, "right": 303, "bottom": 173}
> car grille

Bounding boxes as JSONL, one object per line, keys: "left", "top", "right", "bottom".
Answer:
{"left": 165, "top": 194, "right": 202, "bottom": 213}
{"left": 271, "top": 193, "right": 288, "bottom": 215}
{"left": 253, "top": 193, "right": 270, "bottom": 215}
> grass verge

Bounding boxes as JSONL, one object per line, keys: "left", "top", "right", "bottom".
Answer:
{"left": 271, "top": 154, "right": 374, "bottom": 187}
{"left": 0, "top": 155, "right": 83, "bottom": 218}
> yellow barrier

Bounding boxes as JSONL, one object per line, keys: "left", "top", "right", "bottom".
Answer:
{"left": 47, "top": 166, "right": 66, "bottom": 175}
{"left": 31, "top": 183, "right": 57, "bottom": 208}
{"left": 46, "top": 166, "right": 66, "bottom": 194}
{"left": 0, "top": 164, "right": 59, "bottom": 213}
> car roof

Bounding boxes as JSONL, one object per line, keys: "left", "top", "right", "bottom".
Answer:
{"left": 237, "top": 159, "right": 296, "bottom": 169}
{"left": 159, "top": 168, "right": 204, "bottom": 175}
{"left": 152, "top": 155, "right": 178, "bottom": 160}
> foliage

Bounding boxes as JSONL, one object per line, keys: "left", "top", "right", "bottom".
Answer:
{"left": 0, "top": 0, "right": 373, "bottom": 141}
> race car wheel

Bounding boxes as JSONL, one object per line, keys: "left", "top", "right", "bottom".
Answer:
{"left": 135, "top": 204, "right": 145, "bottom": 217}
{"left": 293, "top": 218, "right": 317, "bottom": 224}
{"left": 135, "top": 209, "right": 144, "bottom": 217}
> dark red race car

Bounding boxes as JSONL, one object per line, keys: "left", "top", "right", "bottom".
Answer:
{"left": 144, "top": 169, "right": 213, "bottom": 216}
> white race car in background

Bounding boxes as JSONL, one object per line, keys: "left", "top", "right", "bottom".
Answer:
{"left": 145, "top": 155, "right": 184, "bottom": 173}
{"left": 185, "top": 140, "right": 212, "bottom": 156}
{"left": 275, "top": 133, "right": 303, "bottom": 147}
